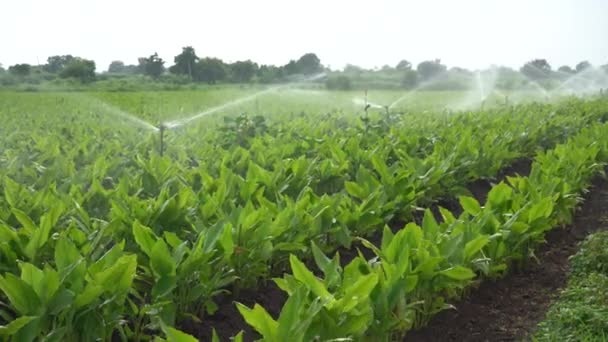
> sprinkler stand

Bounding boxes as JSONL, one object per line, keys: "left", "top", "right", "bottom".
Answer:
{"left": 159, "top": 123, "right": 166, "bottom": 156}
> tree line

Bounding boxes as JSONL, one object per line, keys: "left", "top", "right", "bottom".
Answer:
{"left": 0, "top": 47, "right": 323, "bottom": 86}
{"left": 1, "top": 47, "right": 606, "bottom": 91}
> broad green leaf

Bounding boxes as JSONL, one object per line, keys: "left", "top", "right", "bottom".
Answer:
{"left": 276, "top": 287, "right": 315, "bottom": 341}
{"left": 459, "top": 196, "right": 481, "bottom": 215}
{"left": 11, "top": 209, "right": 36, "bottom": 233}
{"left": 132, "top": 221, "right": 157, "bottom": 256}
{"left": 311, "top": 242, "right": 331, "bottom": 274}
{"left": 74, "top": 284, "right": 104, "bottom": 309}
{"left": 380, "top": 225, "right": 395, "bottom": 252}
{"left": 47, "top": 289, "right": 75, "bottom": 315}
{"left": 152, "top": 275, "right": 177, "bottom": 299}
{"left": 88, "top": 241, "right": 126, "bottom": 276}
{"left": 0, "top": 274, "right": 41, "bottom": 315}
{"left": 344, "top": 181, "right": 367, "bottom": 200}
{"left": 421, "top": 209, "right": 439, "bottom": 240}
{"left": 335, "top": 273, "right": 378, "bottom": 312}
{"left": 463, "top": 235, "right": 490, "bottom": 261}
{"left": 487, "top": 182, "right": 512, "bottom": 209}
{"left": 511, "top": 222, "right": 530, "bottom": 234}
{"left": 0, "top": 316, "right": 37, "bottom": 336}
{"left": 150, "top": 240, "right": 176, "bottom": 278}
{"left": 289, "top": 255, "right": 333, "bottom": 302}
{"left": 23, "top": 204, "right": 63, "bottom": 261}
{"left": 94, "top": 254, "right": 138, "bottom": 292}
{"left": 439, "top": 266, "right": 476, "bottom": 281}
{"left": 528, "top": 197, "right": 554, "bottom": 222}
{"left": 236, "top": 303, "right": 278, "bottom": 340}
{"left": 76, "top": 254, "right": 137, "bottom": 308}
{"left": 203, "top": 221, "right": 226, "bottom": 253}
{"left": 20, "top": 263, "right": 60, "bottom": 305}
{"left": 164, "top": 326, "right": 198, "bottom": 342}
{"left": 219, "top": 223, "right": 234, "bottom": 259}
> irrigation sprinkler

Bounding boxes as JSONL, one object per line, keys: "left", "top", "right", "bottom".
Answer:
{"left": 159, "top": 123, "right": 166, "bottom": 156}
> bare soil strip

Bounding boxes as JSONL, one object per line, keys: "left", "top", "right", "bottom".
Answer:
{"left": 406, "top": 174, "right": 608, "bottom": 342}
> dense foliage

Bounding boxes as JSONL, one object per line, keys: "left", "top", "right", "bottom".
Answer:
{"left": 0, "top": 91, "right": 607, "bottom": 340}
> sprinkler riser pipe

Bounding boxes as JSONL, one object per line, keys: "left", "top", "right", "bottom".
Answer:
{"left": 159, "top": 124, "right": 166, "bottom": 156}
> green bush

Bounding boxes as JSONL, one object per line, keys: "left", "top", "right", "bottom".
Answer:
{"left": 325, "top": 74, "right": 352, "bottom": 90}
{"left": 535, "top": 273, "right": 608, "bottom": 341}
{"left": 570, "top": 231, "right": 608, "bottom": 278}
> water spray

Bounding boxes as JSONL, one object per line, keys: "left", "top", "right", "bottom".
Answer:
{"left": 164, "top": 72, "right": 326, "bottom": 129}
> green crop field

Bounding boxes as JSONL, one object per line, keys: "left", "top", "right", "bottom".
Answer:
{"left": 0, "top": 88, "right": 608, "bottom": 341}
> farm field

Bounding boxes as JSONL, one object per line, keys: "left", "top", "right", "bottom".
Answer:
{"left": 0, "top": 89, "right": 608, "bottom": 341}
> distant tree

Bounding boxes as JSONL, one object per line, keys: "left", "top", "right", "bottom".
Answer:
{"left": 196, "top": 57, "right": 227, "bottom": 84}
{"left": 228, "top": 60, "right": 257, "bottom": 83}
{"left": 381, "top": 65, "right": 393, "bottom": 72}
{"left": 557, "top": 65, "right": 575, "bottom": 74}
{"left": 108, "top": 60, "right": 126, "bottom": 73}
{"left": 123, "top": 64, "right": 140, "bottom": 74}
{"left": 416, "top": 59, "right": 447, "bottom": 81}
{"left": 43, "top": 55, "right": 74, "bottom": 73}
{"left": 450, "top": 67, "right": 471, "bottom": 74}
{"left": 295, "top": 53, "right": 322, "bottom": 75}
{"left": 170, "top": 46, "right": 199, "bottom": 80}
{"left": 520, "top": 59, "right": 551, "bottom": 80}
{"left": 283, "top": 60, "right": 299, "bottom": 75}
{"left": 0, "top": 63, "right": 4, "bottom": 73}
{"left": 257, "top": 64, "right": 283, "bottom": 83}
{"left": 575, "top": 61, "right": 592, "bottom": 73}
{"left": 60, "top": 58, "right": 96, "bottom": 82}
{"left": 495, "top": 66, "right": 521, "bottom": 90}
{"left": 325, "top": 74, "right": 352, "bottom": 90}
{"left": 8, "top": 64, "right": 31, "bottom": 77}
{"left": 603, "top": 64, "right": 608, "bottom": 73}
{"left": 138, "top": 53, "right": 165, "bottom": 78}
{"left": 396, "top": 60, "right": 412, "bottom": 70}
{"left": 401, "top": 69, "right": 418, "bottom": 89}
{"left": 343, "top": 64, "right": 364, "bottom": 74}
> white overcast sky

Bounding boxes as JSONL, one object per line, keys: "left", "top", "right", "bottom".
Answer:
{"left": 1, "top": 0, "right": 607, "bottom": 71}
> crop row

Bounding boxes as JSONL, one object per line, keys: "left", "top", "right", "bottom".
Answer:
{"left": 0, "top": 99, "right": 606, "bottom": 340}
{"left": 235, "top": 119, "right": 608, "bottom": 341}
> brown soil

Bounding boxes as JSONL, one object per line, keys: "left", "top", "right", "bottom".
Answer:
{"left": 179, "top": 280, "right": 286, "bottom": 341}
{"left": 405, "top": 174, "right": 608, "bottom": 342}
